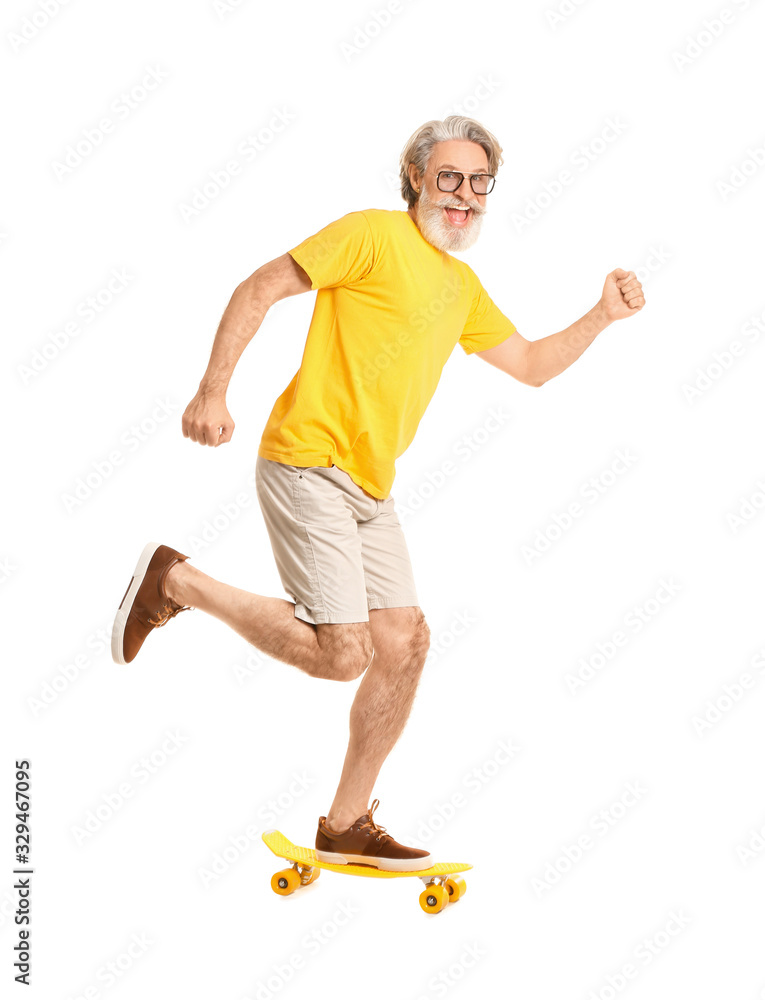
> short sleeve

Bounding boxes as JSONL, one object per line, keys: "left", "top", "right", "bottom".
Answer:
{"left": 288, "top": 211, "right": 375, "bottom": 290}
{"left": 459, "top": 275, "right": 517, "bottom": 355}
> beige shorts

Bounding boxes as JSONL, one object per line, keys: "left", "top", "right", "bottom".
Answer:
{"left": 255, "top": 455, "right": 420, "bottom": 624}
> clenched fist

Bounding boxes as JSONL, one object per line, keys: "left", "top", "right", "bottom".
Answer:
{"left": 600, "top": 268, "right": 645, "bottom": 323}
{"left": 182, "top": 388, "right": 235, "bottom": 447}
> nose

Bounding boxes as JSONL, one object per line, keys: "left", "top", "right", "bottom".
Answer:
{"left": 452, "top": 177, "right": 484, "bottom": 205}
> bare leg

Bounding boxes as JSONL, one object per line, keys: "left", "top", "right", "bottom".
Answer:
{"left": 165, "top": 564, "right": 429, "bottom": 826}
{"left": 325, "top": 606, "right": 430, "bottom": 830}
{"left": 164, "top": 560, "right": 373, "bottom": 682}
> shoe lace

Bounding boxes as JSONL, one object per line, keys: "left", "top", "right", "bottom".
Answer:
{"left": 148, "top": 602, "right": 191, "bottom": 628}
{"left": 358, "top": 798, "right": 389, "bottom": 842}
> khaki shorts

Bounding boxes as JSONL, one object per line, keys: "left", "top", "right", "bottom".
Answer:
{"left": 255, "top": 455, "right": 420, "bottom": 624}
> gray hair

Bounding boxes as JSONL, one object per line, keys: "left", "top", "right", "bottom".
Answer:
{"left": 399, "top": 116, "right": 503, "bottom": 208}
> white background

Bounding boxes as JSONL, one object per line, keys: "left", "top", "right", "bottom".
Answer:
{"left": 3, "top": 0, "right": 765, "bottom": 997}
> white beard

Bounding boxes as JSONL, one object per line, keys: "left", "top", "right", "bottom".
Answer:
{"left": 413, "top": 184, "right": 486, "bottom": 252}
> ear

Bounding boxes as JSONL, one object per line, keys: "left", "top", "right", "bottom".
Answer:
{"left": 407, "top": 162, "right": 421, "bottom": 194}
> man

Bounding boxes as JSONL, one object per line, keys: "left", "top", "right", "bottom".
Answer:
{"left": 111, "top": 116, "right": 645, "bottom": 872}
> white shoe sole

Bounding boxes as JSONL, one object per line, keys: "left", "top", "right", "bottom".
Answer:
{"left": 111, "top": 541, "right": 164, "bottom": 665}
{"left": 315, "top": 849, "right": 432, "bottom": 872}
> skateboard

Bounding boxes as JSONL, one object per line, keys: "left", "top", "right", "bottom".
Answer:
{"left": 262, "top": 829, "right": 471, "bottom": 914}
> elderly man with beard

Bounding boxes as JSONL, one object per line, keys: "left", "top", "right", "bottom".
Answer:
{"left": 111, "top": 116, "right": 645, "bottom": 871}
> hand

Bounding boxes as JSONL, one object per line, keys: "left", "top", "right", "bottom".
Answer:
{"left": 599, "top": 268, "right": 645, "bottom": 323}
{"left": 181, "top": 387, "right": 235, "bottom": 446}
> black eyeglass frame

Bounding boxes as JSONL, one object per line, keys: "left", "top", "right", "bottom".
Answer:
{"left": 433, "top": 170, "right": 496, "bottom": 195}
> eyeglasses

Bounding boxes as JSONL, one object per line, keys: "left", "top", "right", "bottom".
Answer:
{"left": 433, "top": 170, "right": 496, "bottom": 195}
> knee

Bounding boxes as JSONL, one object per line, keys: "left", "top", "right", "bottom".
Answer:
{"left": 333, "top": 636, "right": 375, "bottom": 682}
{"left": 316, "top": 623, "right": 374, "bottom": 682}
{"left": 409, "top": 612, "right": 430, "bottom": 663}
{"left": 409, "top": 614, "right": 431, "bottom": 664}
{"left": 391, "top": 610, "right": 431, "bottom": 667}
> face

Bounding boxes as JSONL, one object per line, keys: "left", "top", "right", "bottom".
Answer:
{"left": 408, "top": 140, "right": 490, "bottom": 252}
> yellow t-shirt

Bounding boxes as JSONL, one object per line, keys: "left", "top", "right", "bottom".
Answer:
{"left": 258, "top": 208, "right": 516, "bottom": 499}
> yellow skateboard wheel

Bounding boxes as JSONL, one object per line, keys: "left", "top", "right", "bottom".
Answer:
{"left": 271, "top": 868, "right": 301, "bottom": 895}
{"left": 445, "top": 876, "right": 466, "bottom": 901}
{"left": 419, "top": 883, "right": 449, "bottom": 914}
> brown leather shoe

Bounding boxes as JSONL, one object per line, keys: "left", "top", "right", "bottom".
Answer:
{"left": 316, "top": 799, "right": 432, "bottom": 872}
{"left": 111, "top": 542, "right": 192, "bottom": 665}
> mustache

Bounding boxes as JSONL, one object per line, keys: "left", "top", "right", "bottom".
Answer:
{"left": 435, "top": 196, "right": 487, "bottom": 217}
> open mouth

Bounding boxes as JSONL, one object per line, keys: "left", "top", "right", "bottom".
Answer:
{"left": 443, "top": 206, "right": 472, "bottom": 227}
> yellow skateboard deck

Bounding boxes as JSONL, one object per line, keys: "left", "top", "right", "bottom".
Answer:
{"left": 262, "top": 829, "right": 472, "bottom": 914}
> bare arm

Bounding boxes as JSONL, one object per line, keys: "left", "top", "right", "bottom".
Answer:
{"left": 182, "top": 253, "right": 312, "bottom": 446}
{"left": 474, "top": 268, "right": 645, "bottom": 387}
